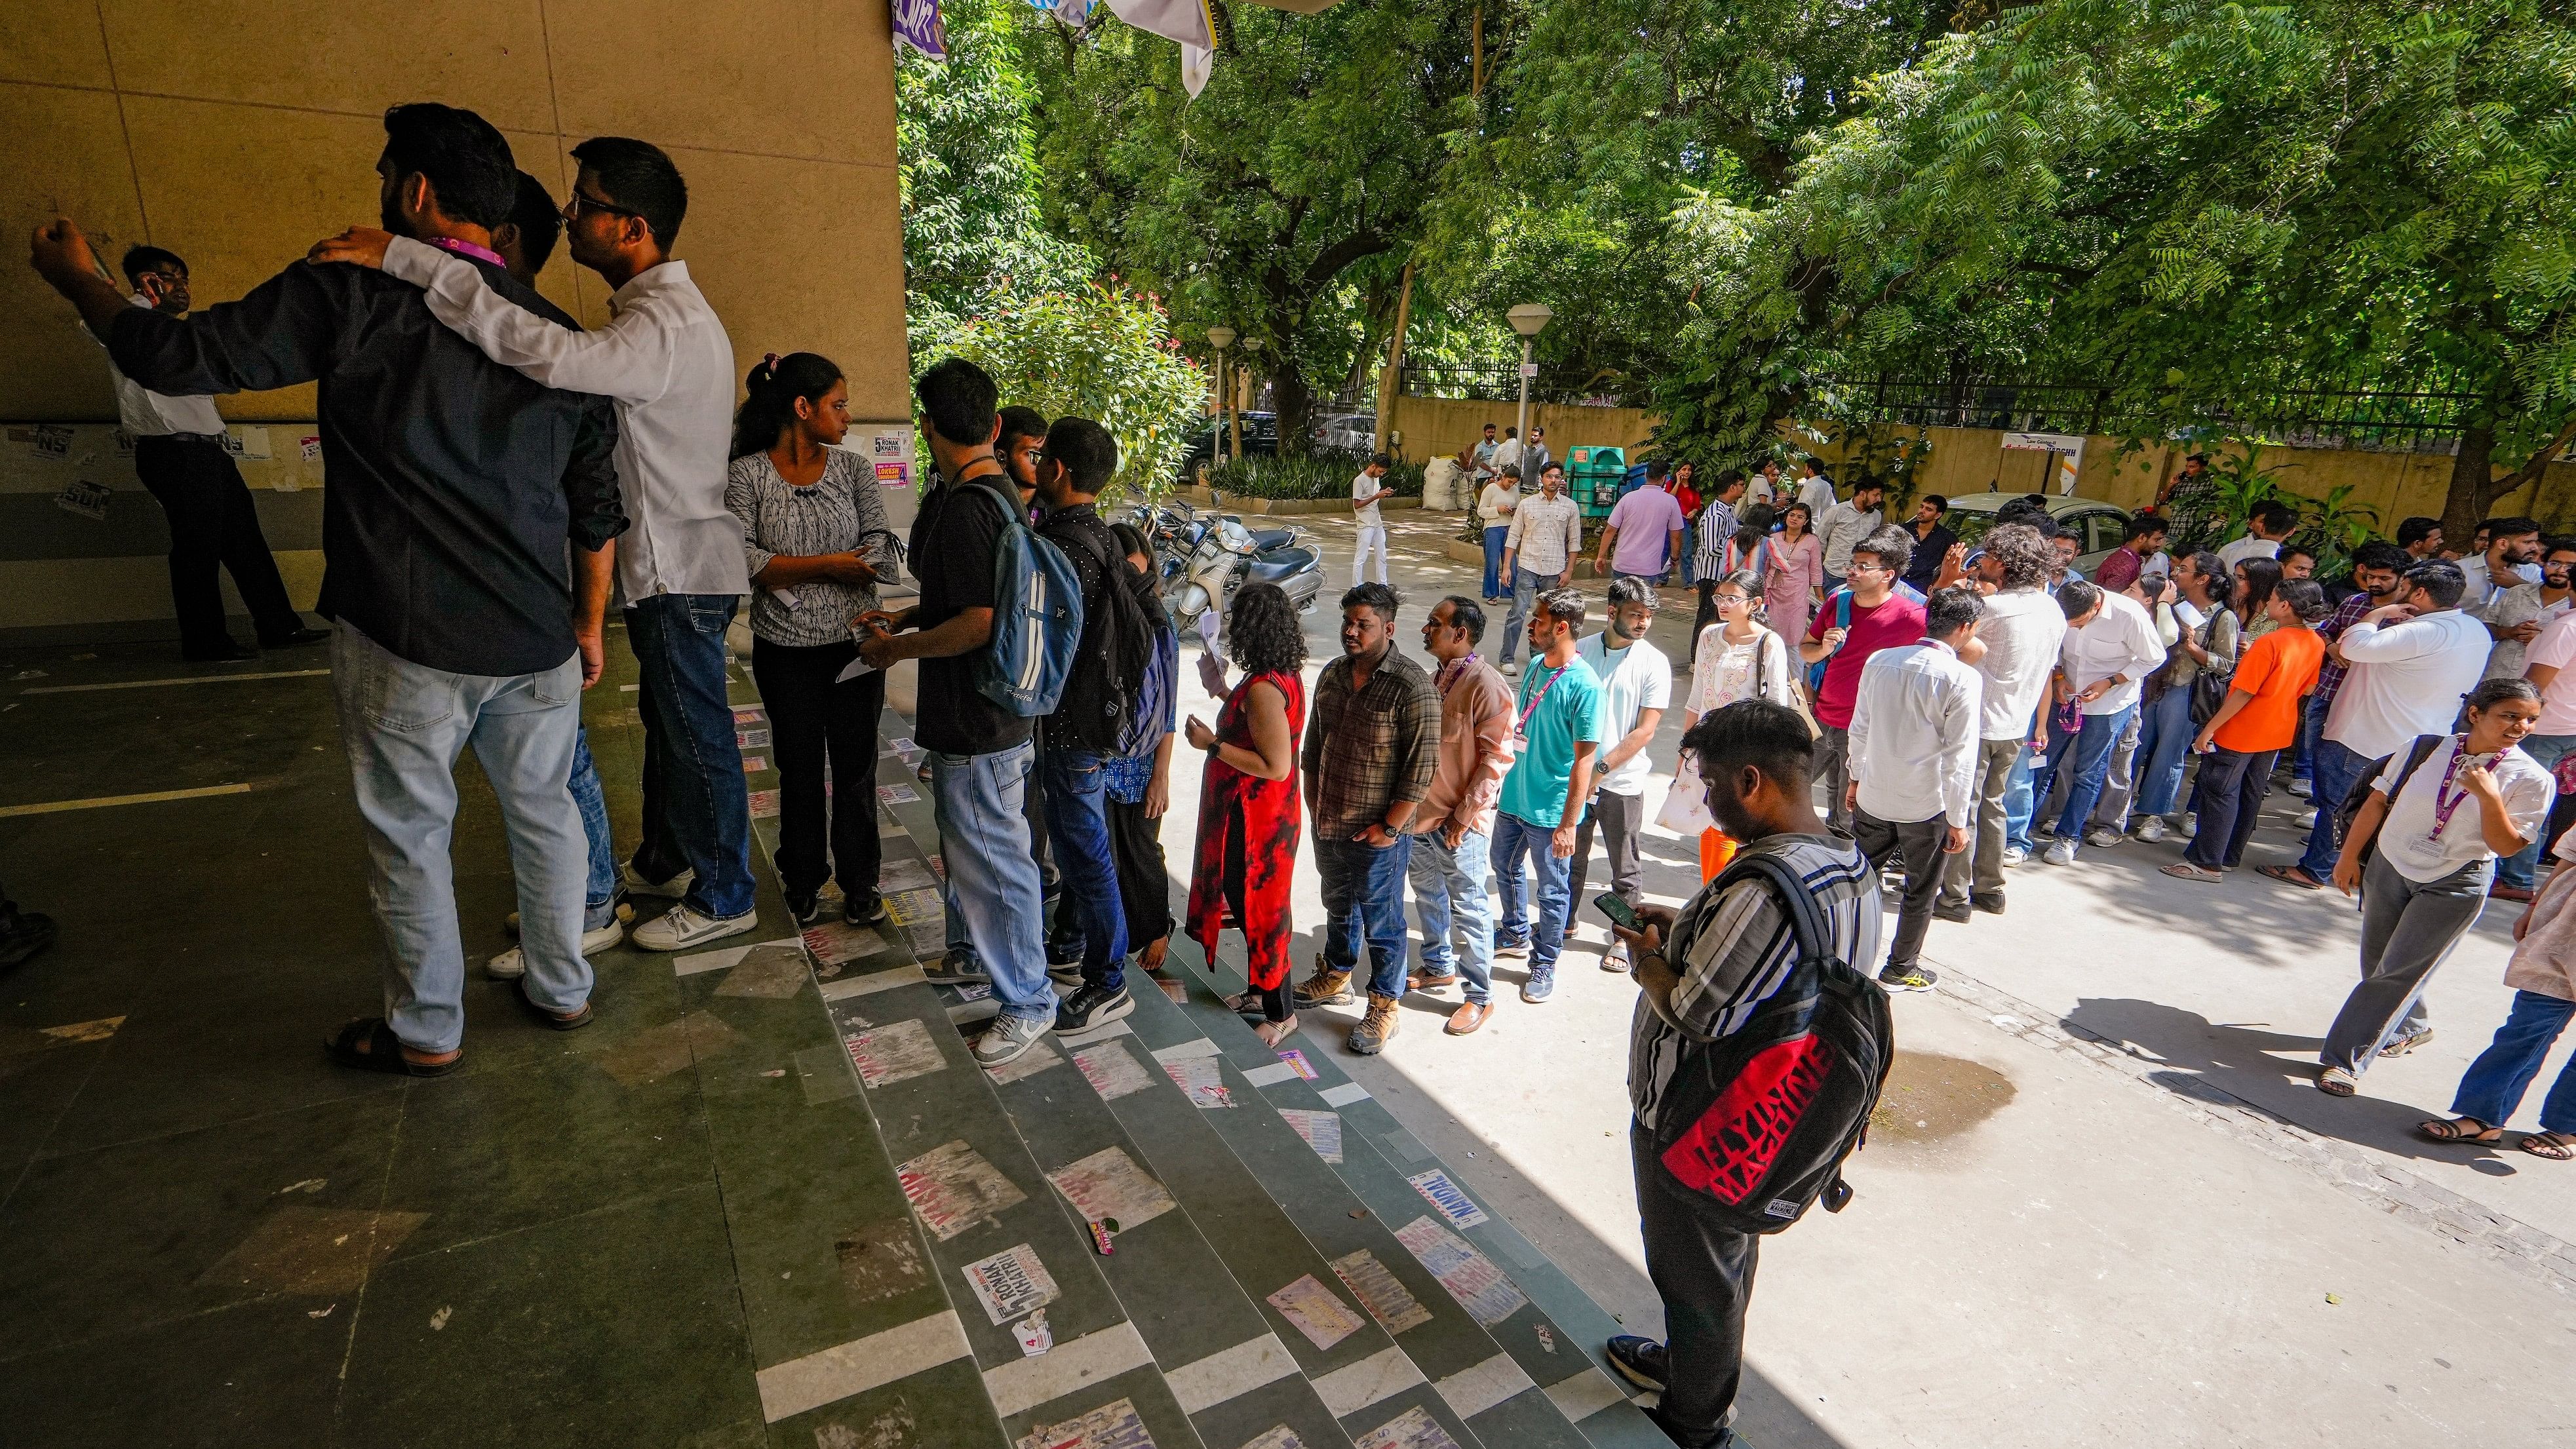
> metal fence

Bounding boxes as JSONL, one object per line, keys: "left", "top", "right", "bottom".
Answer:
{"left": 1399, "top": 361, "right": 1644, "bottom": 408}
{"left": 1819, "top": 377, "right": 2484, "bottom": 454}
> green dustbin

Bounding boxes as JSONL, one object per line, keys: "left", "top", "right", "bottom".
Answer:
{"left": 1565, "top": 445, "right": 1626, "bottom": 522}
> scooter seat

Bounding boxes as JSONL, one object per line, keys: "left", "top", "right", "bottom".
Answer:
{"left": 1245, "top": 548, "right": 1318, "bottom": 584}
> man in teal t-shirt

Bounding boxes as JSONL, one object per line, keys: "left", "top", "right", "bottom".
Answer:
{"left": 1491, "top": 587, "right": 1606, "bottom": 1003}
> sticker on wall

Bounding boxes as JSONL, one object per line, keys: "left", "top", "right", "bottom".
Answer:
{"left": 52, "top": 479, "right": 111, "bottom": 522}
{"left": 12, "top": 424, "right": 73, "bottom": 460}
{"left": 300, "top": 434, "right": 322, "bottom": 463}
{"left": 222, "top": 425, "right": 271, "bottom": 461}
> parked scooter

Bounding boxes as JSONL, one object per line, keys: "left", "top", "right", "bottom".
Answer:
{"left": 1134, "top": 493, "right": 1324, "bottom": 637}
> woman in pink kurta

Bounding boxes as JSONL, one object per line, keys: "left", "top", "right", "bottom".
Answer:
{"left": 1761, "top": 502, "right": 1825, "bottom": 647}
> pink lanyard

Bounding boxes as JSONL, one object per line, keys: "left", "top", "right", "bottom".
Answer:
{"left": 2425, "top": 740, "right": 2489, "bottom": 843}
{"left": 1516, "top": 662, "right": 1569, "bottom": 742}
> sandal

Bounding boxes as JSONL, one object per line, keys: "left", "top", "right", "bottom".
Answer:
{"left": 2522, "top": 1131, "right": 2575, "bottom": 1161}
{"left": 324, "top": 1017, "right": 460, "bottom": 1077}
{"left": 515, "top": 981, "right": 594, "bottom": 1032}
{"left": 2416, "top": 1116, "right": 2501, "bottom": 1146}
{"left": 1252, "top": 1014, "right": 1299, "bottom": 1048}
{"left": 2316, "top": 1065, "right": 2358, "bottom": 1096}
{"left": 2160, "top": 862, "right": 2223, "bottom": 883}
{"left": 1225, "top": 991, "right": 1268, "bottom": 1020}
{"left": 2258, "top": 864, "right": 2326, "bottom": 891}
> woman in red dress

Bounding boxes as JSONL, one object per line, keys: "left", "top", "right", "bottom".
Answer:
{"left": 1184, "top": 581, "right": 1308, "bottom": 1045}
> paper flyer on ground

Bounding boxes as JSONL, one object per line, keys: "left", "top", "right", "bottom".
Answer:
{"left": 1265, "top": 1273, "right": 1365, "bottom": 1349}
{"left": 844, "top": 1020, "right": 945, "bottom": 1087}
{"left": 896, "top": 1141, "right": 1026, "bottom": 1241}
{"left": 1013, "top": 1397, "right": 1154, "bottom": 1449}
{"left": 1161, "top": 1055, "right": 1236, "bottom": 1108}
{"left": 1329, "top": 1248, "right": 1434, "bottom": 1334}
{"left": 1277, "top": 1108, "right": 1343, "bottom": 1163}
{"left": 1355, "top": 1405, "right": 1462, "bottom": 1449}
{"left": 1045, "top": 1146, "right": 1176, "bottom": 1229}
{"left": 1394, "top": 1215, "right": 1528, "bottom": 1326}
{"left": 961, "top": 1243, "right": 1060, "bottom": 1324}
{"left": 1405, "top": 1169, "right": 1491, "bottom": 1229}
{"left": 1074, "top": 1041, "right": 1155, "bottom": 1100}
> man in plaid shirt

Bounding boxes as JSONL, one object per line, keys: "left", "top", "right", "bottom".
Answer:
{"left": 1296, "top": 583, "right": 1444, "bottom": 1054}
{"left": 2293, "top": 540, "right": 2410, "bottom": 821}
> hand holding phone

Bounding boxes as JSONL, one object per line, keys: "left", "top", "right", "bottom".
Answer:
{"left": 1593, "top": 892, "right": 1643, "bottom": 931}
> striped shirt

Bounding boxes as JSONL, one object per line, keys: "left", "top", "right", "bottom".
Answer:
{"left": 1693, "top": 497, "right": 1740, "bottom": 579}
{"left": 1628, "top": 834, "right": 1881, "bottom": 1132}
{"left": 724, "top": 448, "right": 895, "bottom": 647}
{"left": 2309, "top": 589, "right": 2380, "bottom": 708}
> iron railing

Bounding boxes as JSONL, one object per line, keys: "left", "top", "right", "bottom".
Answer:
{"left": 1399, "top": 360, "right": 1643, "bottom": 408}
{"left": 1818, "top": 377, "right": 2485, "bottom": 454}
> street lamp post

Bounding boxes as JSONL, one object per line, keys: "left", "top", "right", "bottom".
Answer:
{"left": 1506, "top": 303, "right": 1553, "bottom": 463}
{"left": 1205, "top": 326, "right": 1236, "bottom": 467}
{"left": 1236, "top": 337, "right": 1260, "bottom": 461}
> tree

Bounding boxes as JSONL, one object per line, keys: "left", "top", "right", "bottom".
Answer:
{"left": 935, "top": 281, "right": 1206, "bottom": 497}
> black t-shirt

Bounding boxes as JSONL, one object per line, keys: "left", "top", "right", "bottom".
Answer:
{"left": 910, "top": 471, "right": 1034, "bottom": 756}
{"left": 1036, "top": 501, "right": 1127, "bottom": 752}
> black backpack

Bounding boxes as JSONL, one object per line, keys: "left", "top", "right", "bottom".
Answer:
{"left": 1043, "top": 516, "right": 1160, "bottom": 754}
{"left": 2330, "top": 733, "right": 2444, "bottom": 868}
{"left": 1650, "top": 851, "right": 1895, "bottom": 1235}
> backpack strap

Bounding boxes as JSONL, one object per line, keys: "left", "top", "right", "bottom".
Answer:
{"left": 1834, "top": 589, "right": 1854, "bottom": 630}
{"left": 1706, "top": 849, "right": 1862, "bottom": 990}
{"left": 2388, "top": 733, "right": 2445, "bottom": 802}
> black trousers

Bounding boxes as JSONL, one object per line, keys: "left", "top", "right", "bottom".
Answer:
{"left": 1852, "top": 807, "right": 1949, "bottom": 969}
{"left": 1570, "top": 789, "right": 1647, "bottom": 911}
{"left": 1108, "top": 794, "right": 1173, "bottom": 950}
{"left": 1633, "top": 1121, "right": 1757, "bottom": 1446}
{"left": 2184, "top": 746, "right": 2276, "bottom": 870}
{"left": 132, "top": 434, "right": 301, "bottom": 653}
{"left": 1692, "top": 579, "right": 1722, "bottom": 647}
{"left": 749, "top": 638, "right": 884, "bottom": 900}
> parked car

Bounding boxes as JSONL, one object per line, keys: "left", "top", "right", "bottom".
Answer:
{"left": 1174, "top": 412, "right": 1279, "bottom": 484}
{"left": 1312, "top": 412, "right": 1376, "bottom": 452}
{"left": 1942, "top": 491, "right": 2132, "bottom": 577}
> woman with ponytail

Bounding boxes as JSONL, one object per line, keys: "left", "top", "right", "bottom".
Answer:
{"left": 723, "top": 353, "right": 897, "bottom": 927}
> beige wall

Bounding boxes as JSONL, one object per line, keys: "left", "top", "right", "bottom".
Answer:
{"left": 1385, "top": 395, "right": 1658, "bottom": 469}
{"left": 1, "top": 0, "right": 909, "bottom": 428}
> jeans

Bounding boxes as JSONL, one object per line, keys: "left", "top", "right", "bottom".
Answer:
{"left": 2321, "top": 855, "right": 2485, "bottom": 1073}
{"left": 1812, "top": 725, "right": 1854, "bottom": 833}
{"left": 627, "top": 594, "right": 756, "bottom": 919}
{"left": 1500, "top": 566, "right": 1561, "bottom": 666}
{"left": 1820, "top": 570, "right": 1844, "bottom": 595}
{"left": 2452, "top": 991, "right": 2576, "bottom": 1133}
{"left": 1315, "top": 836, "right": 1413, "bottom": 1001}
{"left": 2041, "top": 705, "right": 2137, "bottom": 843}
{"left": 2499, "top": 733, "right": 2576, "bottom": 888}
{"left": 2299, "top": 735, "right": 2375, "bottom": 879}
{"left": 1042, "top": 747, "right": 1129, "bottom": 990}
{"left": 1353, "top": 524, "right": 1390, "bottom": 587}
{"left": 1491, "top": 812, "right": 1574, "bottom": 972}
{"left": 2133, "top": 684, "right": 2197, "bottom": 821}
{"left": 2084, "top": 706, "right": 2143, "bottom": 832}
{"left": 2183, "top": 747, "right": 2276, "bottom": 870}
{"left": 132, "top": 435, "right": 303, "bottom": 653}
{"left": 2002, "top": 741, "right": 2039, "bottom": 853}
{"left": 1569, "top": 790, "right": 1646, "bottom": 914}
{"left": 1408, "top": 827, "right": 1494, "bottom": 1005}
{"left": 750, "top": 636, "right": 884, "bottom": 903}
{"left": 1632, "top": 1121, "right": 1758, "bottom": 1448}
{"left": 1482, "top": 526, "right": 1511, "bottom": 598}
{"left": 931, "top": 741, "right": 1052, "bottom": 1022}
{"left": 330, "top": 623, "right": 589, "bottom": 1054}
{"left": 568, "top": 728, "right": 619, "bottom": 931}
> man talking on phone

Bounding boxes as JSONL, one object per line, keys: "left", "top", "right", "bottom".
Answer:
{"left": 1844, "top": 586, "right": 1985, "bottom": 992}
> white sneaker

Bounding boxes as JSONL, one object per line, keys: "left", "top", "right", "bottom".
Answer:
{"left": 2136, "top": 817, "right": 2169, "bottom": 844}
{"left": 507, "top": 898, "right": 635, "bottom": 935}
{"left": 2084, "top": 827, "right": 2123, "bottom": 849}
{"left": 2043, "top": 838, "right": 2078, "bottom": 866}
{"left": 486, "top": 920, "right": 627, "bottom": 978}
{"left": 631, "top": 903, "right": 757, "bottom": 952}
{"left": 1502, "top": 661, "right": 1521, "bottom": 677}
{"left": 621, "top": 862, "right": 695, "bottom": 900}
{"left": 2000, "top": 846, "right": 2029, "bottom": 868}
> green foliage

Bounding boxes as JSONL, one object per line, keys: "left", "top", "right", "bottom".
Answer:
{"left": 928, "top": 282, "right": 1205, "bottom": 499}
{"left": 1207, "top": 450, "right": 1424, "bottom": 502}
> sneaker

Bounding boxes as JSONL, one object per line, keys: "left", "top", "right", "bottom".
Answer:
{"left": 2178, "top": 814, "right": 2199, "bottom": 839}
{"left": 1502, "top": 661, "right": 1521, "bottom": 677}
{"left": 972, "top": 1013, "right": 1052, "bottom": 1070}
{"left": 2043, "top": 838, "right": 2078, "bottom": 866}
{"left": 1494, "top": 937, "right": 1532, "bottom": 959}
{"left": 1601, "top": 938, "right": 1632, "bottom": 973}
{"left": 922, "top": 949, "right": 991, "bottom": 986}
{"left": 486, "top": 919, "right": 627, "bottom": 978}
{"left": 0, "top": 906, "right": 62, "bottom": 970}
{"left": 1294, "top": 965, "right": 1355, "bottom": 1009}
{"left": 1054, "top": 981, "right": 1135, "bottom": 1035}
{"left": 1878, "top": 963, "right": 1939, "bottom": 992}
{"left": 844, "top": 890, "right": 888, "bottom": 925}
{"left": 2000, "top": 846, "right": 2029, "bottom": 868}
{"left": 1605, "top": 1335, "right": 1669, "bottom": 1393}
{"left": 2084, "top": 827, "right": 2123, "bottom": 849}
{"left": 785, "top": 890, "right": 823, "bottom": 929}
{"left": 507, "top": 894, "right": 634, "bottom": 937}
{"left": 1931, "top": 900, "right": 1972, "bottom": 925}
{"left": 2135, "top": 817, "right": 2169, "bottom": 844}
{"left": 1348, "top": 995, "right": 1400, "bottom": 1054}
{"left": 2379, "top": 1027, "right": 2435, "bottom": 1058}
{"left": 631, "top": 903, "right": 758, "bottom": 952}
{"left": 621, "top": 862, "right": 695, "bottom": 900}
{"left": 1521, "top": 968, "right": 1555, "bottom": 1003}
{"left": 1971, "top": 893, "right": 2006, "bottom": 916}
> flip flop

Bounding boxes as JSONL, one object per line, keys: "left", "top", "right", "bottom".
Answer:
{"left": 324, "top": 1016, "right": 459, "bottom": 1077}
{"left": 2522, "top": 1132, "right": 2574, "bottom": 1161}
{"left": 2259, "top": 864, "right": 2326, "bottom": 891}
{"left": 2160, "top": 862, "right": 2223, "bottom": 883}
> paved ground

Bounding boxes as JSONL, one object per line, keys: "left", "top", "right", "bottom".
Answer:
{"left": 1207, "top": 510, "right": 2576, "bottom": 1448}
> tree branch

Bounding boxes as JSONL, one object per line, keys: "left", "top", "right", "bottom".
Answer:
{"left": 2486, "top": 412, "right": 2576, "bottom": 501}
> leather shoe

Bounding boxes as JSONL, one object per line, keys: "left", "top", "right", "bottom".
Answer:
{"left": 1444, "top": 1001, "right": 1491, "bottom": 1035}
{"left": 1971, "top": 893, "right": 2006, "bottom": 915}
{"left": 1407, "top": 971, "right": 1461, "bottom": 994}
{"left": 1932, "top": 901, "right": 1973, "bottom": 924}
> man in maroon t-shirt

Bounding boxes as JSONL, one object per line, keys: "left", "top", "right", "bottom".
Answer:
{"left": 1802, "top": 526, "right": 1929, "bottom": 832}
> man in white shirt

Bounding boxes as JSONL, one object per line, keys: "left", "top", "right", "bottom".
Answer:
{"left": 1572, "top": 578, "right": 1674, "bottom": 972}
{"left": 2033, "top": 579, "right": 2166, "bottom": 864}
{"left": 91, "top": 245, "right": 322, "bottom": 661}
{"left": 2279, "top": 559, "right": 2492, "bottom": 888}
{"left": 1796, "top": 461, "right": 1837, "bottom": 520}
{"left": 1472, "top": 422, "right": 1500, "bottom": 488}
{"left": 1492, "top": 426, "right": 1524, "bottom": 493}
{"left": 314, "top": 137, "right": 758, "bottom": 950}
{"left": 1746, "top": 458, "right": 1782, "bottom": 508}
{"left": 1848, "top": 587, "right": 1985, "bottom": 991}
{"left": 1814, "top": 477, "right": 1886, "bottom": 591}
{"left": 1937, "top": 522, "right": 2067, "bottom": 911}
{"left": 2480, "top": 531, "right": 2574, "bottom": 681}
{"left": 2458, "top": 515, "right": 2542, "bottom": 618}
{"left": 1351, "top": 452, "right": 1394, "bottom": 585}
{"left": 1498, "top": 463, "right": 1584, "bottom": 672}
{"left": 2215, "top": 501, "right": 2296, "bottom": 569}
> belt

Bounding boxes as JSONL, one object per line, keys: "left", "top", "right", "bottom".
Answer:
{"left": 139, "top": 431, "right": 224, "bottom": 444}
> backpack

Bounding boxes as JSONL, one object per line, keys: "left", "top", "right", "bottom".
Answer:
{"left": 1124, "top": 578, "right": 1179, "bottom": 760}
{"left": 1804, "top": 588, "right": 1854, "bottom": 696}
{"left": 1044, "top": 515, "right": 1165, "bottom": 755}
{"left": 2332, "top": 734, "right": 2444, "bottom": 869}
{"left": 1650, "top": 850, "right": 1895, "bottom": 1235}
{"left": 960, "top": 478, "right": 1085, "bottom": 718}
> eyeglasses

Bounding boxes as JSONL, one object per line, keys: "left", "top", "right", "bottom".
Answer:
{"left": 562, "top": 189, "right": 643, "bottom": 222}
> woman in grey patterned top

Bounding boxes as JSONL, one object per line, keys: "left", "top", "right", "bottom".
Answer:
{"left": 724, "top": 353, "right": 896, "bottom": 928}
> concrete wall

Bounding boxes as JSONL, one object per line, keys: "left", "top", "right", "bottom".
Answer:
{"left": 1, "top": 0, "right": 909, "bottom": 644}
{"left": 1384, "top": 395, "right": 1658, "bottom": 469}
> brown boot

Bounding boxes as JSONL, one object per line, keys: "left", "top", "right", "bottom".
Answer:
{"left": 1445, "top": 1001, "right": 1491, "bottom": 1036}
{"left": 1294, "top": 959, "right": 1355, "bottom": 1009}
{"left": 1348, "top": 994, "right": 1401, "bottom": 1055}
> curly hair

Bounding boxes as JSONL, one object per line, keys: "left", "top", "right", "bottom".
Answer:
{"left": 1980, "top": 522, "right": 2054, "bottom": 591}
{"left": 1226, "top": 581, "right": 1306, "bottom": 678}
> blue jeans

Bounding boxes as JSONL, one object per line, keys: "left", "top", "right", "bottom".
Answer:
{"left": 1408, "top": 827, "right": 1494, "bottom": 1006}
{"left": 1500, "top": 566, "right": 1559, "bottom": 665}
{"left": 2453, "top": 990, "right": 2576, "bottom": 1134}
{"left": 2043, "top": 704, "right": 2137, "bottom": 842}
{"left": 1316, "top": 836, "right": 1413, "bottom": 1001}
{"left": 932, "top": 741, "right": 1052, "bottom": 1022}
{"left": 569, "top": 727, "right": 618, "bottom": 932}
{"left": 1482, "top": 526, "right": 1510, "bottom": 599}
{"left": 1041, "top": 746, "right": 1128, "bottom": 990}
{"left": 2133, "top": 684, "right": 2198, "bottom": 820}
{"left": 2003, "top": 741, "right": 2038, "bottom": 853}
{"left": 2499, "top": 733, "right": 2576, "bottom": 889}
{"left": 627, "top": 594, "right": 756, "bottom": 919}
{"left": 1491, "top": 812, "right": 1573, "bottom": 973}
{"left": 2299, "top": 735, "right": 2374, "bottom": 878}
{"left": 330, "top": 623, "right": 589, "bottom": 1053}
{"left": 1820, "top": 570, "right": 1844, "bottom": 596}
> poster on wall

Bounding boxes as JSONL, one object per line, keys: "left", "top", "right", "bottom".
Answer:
{"left": 891, "top": 0, "right": 946, "bottom": 57}
{"left": 2002, "top": 431, "right": 2084, "bottom": 497}
{"left": 862, "top": 427, "right": 917, "bottom": 490}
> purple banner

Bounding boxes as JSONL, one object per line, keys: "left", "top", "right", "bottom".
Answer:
{"left": 892, "top": 0, "right": 946, "bottom": 58}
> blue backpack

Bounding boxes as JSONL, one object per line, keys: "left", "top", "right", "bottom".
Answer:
{"left": 1805, "top": 588, "right": 1853, "bottom": 695}
{"left": 961, "top": 479, "right": 1085, "bottom": 717}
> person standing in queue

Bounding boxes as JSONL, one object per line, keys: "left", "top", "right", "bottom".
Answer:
{"left": 1185, "top": 583, "right": 1309, "bottom": 1046}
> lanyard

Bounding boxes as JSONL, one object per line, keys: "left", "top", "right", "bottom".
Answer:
{"left": 2425, "top": 739, "right": 2489, "bottom": 843}
{"left": 1517, "top": 661, "right": 1570, "bottom": 739}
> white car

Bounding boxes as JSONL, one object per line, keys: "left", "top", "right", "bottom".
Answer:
{"left": 1942, "top": 491, "right": 2133, "bottom": 577}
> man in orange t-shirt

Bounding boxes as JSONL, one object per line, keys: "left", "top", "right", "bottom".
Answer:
{"left": 2164, "top": 579, "right": 2332, "bottom": 878}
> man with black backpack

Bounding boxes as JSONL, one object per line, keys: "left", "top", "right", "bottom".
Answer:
{"left": 1034, "top": 417, "right": 1154, "bottom": 1036}
{"left": 1608, "top": 700, "right": 1887, "bottom": 1449}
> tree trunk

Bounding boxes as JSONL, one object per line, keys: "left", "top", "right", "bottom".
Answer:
{"left": 2440, "top": 423, "right": 2496, "bottom": 545}
{"left": 1272, "top": 362, "right": 1313, "bottom": 458}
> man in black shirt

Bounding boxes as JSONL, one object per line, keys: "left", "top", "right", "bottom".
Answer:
{"left": 28, "top": 104, "right": 625, "bottom": 1073}
{"left": 859, "top": 359, "right": 1053, "bottom": 1068}
{"left": 1032, "top": 417, "right": 1138, "bottom": 1035}
{"left": 1900, "top": 493, "right": 1957, "bottom": 596}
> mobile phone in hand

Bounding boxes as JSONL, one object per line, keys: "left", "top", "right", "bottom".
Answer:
{"left": 1593, "top": 892, "right": 1643, "bottom": 931}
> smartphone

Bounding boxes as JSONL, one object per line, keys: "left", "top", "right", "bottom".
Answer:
{"left": 1593, "top": 892, "right": 1643, "bottom": 931}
